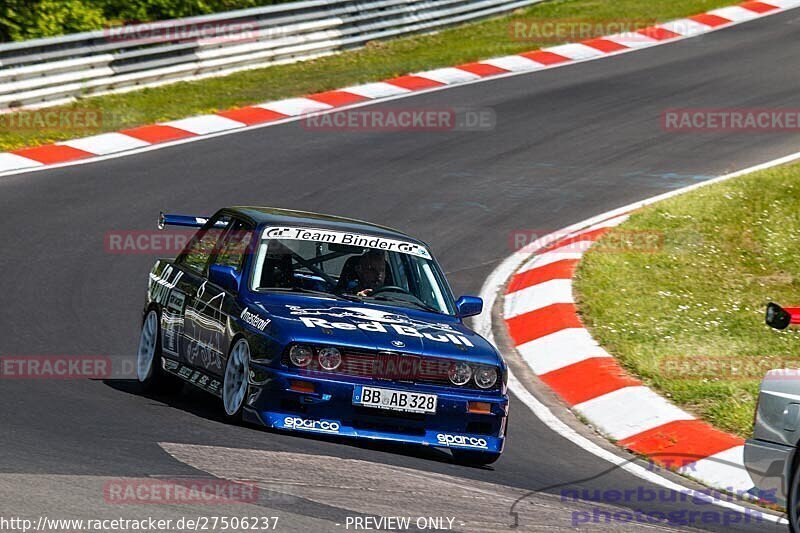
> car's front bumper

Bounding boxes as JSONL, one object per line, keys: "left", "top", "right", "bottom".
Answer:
{"left": 243, "top": 364, "right": 508, "bottom": 454}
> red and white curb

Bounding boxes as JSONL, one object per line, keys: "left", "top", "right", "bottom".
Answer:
{"left": 503, "top": 215, "right": 753, "bottom": 494}
{"left": 1, "top": 0, "right": 798, "bottom": 177}
{"left": 473, "top": 153, "right": 800, "bottom": 523}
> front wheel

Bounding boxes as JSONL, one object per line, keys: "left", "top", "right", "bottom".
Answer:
{"left": 451, "top": 449, "right": 501, "bottom": 466}
{"left": 136, "top": 309, "right": 182, "bottom": 393}
{"left": 222, "top": 338, "right": 251, "bottom": 420}
{"left": 789, "top": 459, "right": 800, "bottom": 532}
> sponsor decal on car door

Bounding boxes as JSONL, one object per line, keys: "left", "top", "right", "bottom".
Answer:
{"left": 148, "top": 263, "right": 189, "bottom": 359}
{"left": 185, "top": 281, "right": 227, "bottom": 375}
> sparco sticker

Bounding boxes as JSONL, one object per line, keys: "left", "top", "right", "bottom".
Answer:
{"left": 263, "top": 226, "right": 431, "bottom": 259}
{"left": 436, "top": 433, "right": 489, "bottom": 449}
{"left": 282, "top": 416, "right": 341, "bottom": 433}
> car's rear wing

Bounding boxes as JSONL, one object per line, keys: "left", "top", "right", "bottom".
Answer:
{"left": 157, "top": 212, "right": 227, "bottom": 230}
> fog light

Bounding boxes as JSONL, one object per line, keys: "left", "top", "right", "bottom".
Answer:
{"left": 468, "top": 401, "right": 492, "bottom": 414}
{"left": 318, "top": 347, "right": 342, "bottom": 370}
{"left": 474, "top": 366, "right": 498, "bottom": 389}
{"left": 448, "top": 362, "right": 472, "bottom": 386}
{"left": 289, "top": 345, "right": 314, "bottom": 367}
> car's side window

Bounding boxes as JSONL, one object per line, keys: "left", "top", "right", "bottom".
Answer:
{"left": 214, "top": 219, "right": 254, "bottom": 272}
{"left": 178, "top": 214, "right": 232, "bottom": 274}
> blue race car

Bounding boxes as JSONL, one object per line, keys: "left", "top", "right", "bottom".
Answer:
{"left": 137, "top": 207, "right": 508, "bottom": 464}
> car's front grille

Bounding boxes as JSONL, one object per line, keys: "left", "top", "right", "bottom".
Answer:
{"left": 342, "top": 351, "right": 449, "bottom": 384}
{"left": 283, "top": 347, "right": 499, "bottom": 390}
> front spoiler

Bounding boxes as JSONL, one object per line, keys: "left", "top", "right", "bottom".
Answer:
{"left": 244, "top": 407, "right": 505, "bottom": 454}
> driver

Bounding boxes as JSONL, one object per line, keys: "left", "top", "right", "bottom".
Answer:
{"left": 337, "top": 250, "right": 387, "bottom": 297}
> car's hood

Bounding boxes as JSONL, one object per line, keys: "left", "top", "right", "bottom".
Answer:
{"left": 244, "top": 293, "right": 501, "bottom": 366}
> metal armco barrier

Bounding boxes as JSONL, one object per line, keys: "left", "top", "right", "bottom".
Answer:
{"left": 0, "top": 0, "right": 545, "bottom": 110}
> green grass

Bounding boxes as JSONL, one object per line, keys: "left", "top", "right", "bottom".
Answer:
{"left": 0, "top": 0, "right": 735, "bottom": 151}
{"left": 574, "top": 162, "right": 800, "bottom": 438}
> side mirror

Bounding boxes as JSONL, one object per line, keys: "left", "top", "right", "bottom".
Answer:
{"left": 766, "top": 302, "right": 792, "bottom": 330}
{"left": 456, "top": 296, "right": 483, "bottom": 319}
{"left": 209, "top": 264, "right": 240, "bottom": 294}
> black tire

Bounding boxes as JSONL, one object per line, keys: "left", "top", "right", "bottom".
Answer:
{"left": 789, "top": 460, "right": 800, "bottom": 532}
{"left": 451, "top": 449, "right": 502, "bottom": 466}
{"left": 222, "top": 338, "right": 251, "bottom": 421}
{"left": 136, "top": 309, "right": 183, "bottom": 394}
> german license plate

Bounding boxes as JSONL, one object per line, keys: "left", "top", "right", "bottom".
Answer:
{"left": 353, "top": 386, "right": 437, "bottom": 414}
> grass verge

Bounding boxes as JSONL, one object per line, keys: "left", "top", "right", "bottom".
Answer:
{"left": 574, "top": 161, "right": 800, "bottom": 438}
{"left": 0, "top": 0, "right": 735, "bottom": 151}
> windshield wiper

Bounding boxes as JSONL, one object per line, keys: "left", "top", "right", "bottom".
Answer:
{"left": 371, "top": 295, "right": 442, "bottom": 315}
{"left": 335, "top": 292, "right": 365, "bottom": 303}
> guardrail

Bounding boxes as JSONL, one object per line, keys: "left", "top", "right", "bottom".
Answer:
{"left": 0, "top": 0, "right": 545, "bottom": 110}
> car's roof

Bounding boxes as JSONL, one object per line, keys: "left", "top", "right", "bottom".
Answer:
{"left": 227, "top": 206, "right": 425, "bottom": 245}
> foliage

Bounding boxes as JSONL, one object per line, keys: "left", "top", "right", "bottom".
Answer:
{"left": 0, "top": 0, "right": 287, "bottom": 41}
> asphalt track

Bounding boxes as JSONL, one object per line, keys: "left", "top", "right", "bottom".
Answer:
{"left": 1, "top": 7, "right": 800, "bottom": 532}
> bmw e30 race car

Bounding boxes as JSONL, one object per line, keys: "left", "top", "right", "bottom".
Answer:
{"left": 137, "top": 207, "right": 508, "bottom": 465}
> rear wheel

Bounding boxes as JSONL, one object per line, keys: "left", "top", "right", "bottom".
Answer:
{"left": 789, "top": 460, "right": 800, "bottom": 532}
{"left": 136, "top": 309, "right": 182, "bottom": 393}
{"left": 451, "top": 450, "right": 501, "bottom": 466}
{"left": 223, "top": 338, "right": 250, "bottom": 420}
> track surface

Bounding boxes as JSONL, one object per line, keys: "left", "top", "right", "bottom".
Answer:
{"left": 2, "top": 8, "right": 800, "bottom": 532}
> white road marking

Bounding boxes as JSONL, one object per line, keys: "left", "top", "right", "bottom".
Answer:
{"left": 413, "top": 67, "right": 481, "bottom": 84}
{"left": 258, "top": 97, "right": 333, "bottom": 116}
{"left": 658, "top": 19, "right": 713, "bottom": 37}
{"left": 60, "top": 132, "right": 149, "bottom": 155}
{"left": 544, "top": 43, "right": 605, "bottom": 60}
{"left": 679, "top": 446, "right": 757, "bottom": 493}
{"left": 504, "top": 278, "right": 573, "bottom": 318}
{"left": 342, "top": 82, "right": 410, "bottom": 99}
{"left": 709, "top": 6, "right": 763, "bottom": 21}
{"left": 480, "top": 56, "right": 544, "bottom": 72}
{"left": 574, "top": 386, "right": 695, "bottom": 441}
{"left": 163, "top": 115, "right": 244, "bottom": 134}
{"left": 0, "top": 153, "right": 42, "bottom": 171}
{"left": 517, "top": 328, "right": 611, "bottom": 375}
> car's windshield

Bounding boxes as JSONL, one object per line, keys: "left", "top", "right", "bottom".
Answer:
{"left": 250, "top": 226, "right": 455, "bottom": 315}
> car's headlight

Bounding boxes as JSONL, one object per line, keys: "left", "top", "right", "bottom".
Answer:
{"left": 318, "top": 347, "right": 342, "bottom": 370}
{"left": 289, "top": 344, "right": 314, "bottom": 367}
{"left": 448, "top": 362, "right": 473, "bottom": 386}
{"left": 474, "top": 366, "right": 498, "bottom": 389}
